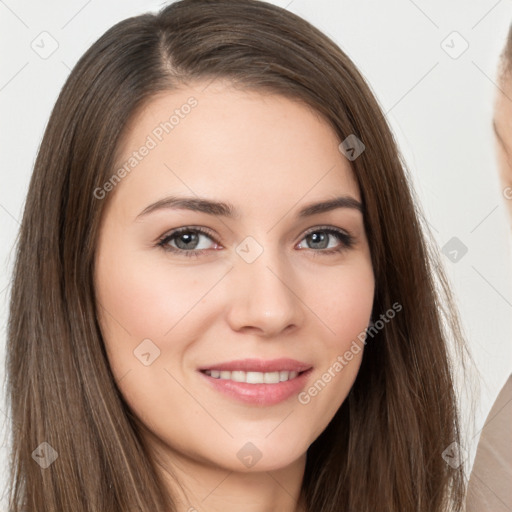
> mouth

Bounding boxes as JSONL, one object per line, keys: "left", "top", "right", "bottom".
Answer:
{"left": 197, "top": 358, "right": 313, "bottom": 405}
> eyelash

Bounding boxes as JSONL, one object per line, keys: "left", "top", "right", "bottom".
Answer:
{"left": 156, "top": 225, "right": 355, "bottom": 259}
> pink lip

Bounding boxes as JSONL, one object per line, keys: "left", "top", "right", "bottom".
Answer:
{"left": 197, "top": 358, "right": 312, "bottom": 373}
{"left": 197, "top": 358, "right": 313, "bottom": 406}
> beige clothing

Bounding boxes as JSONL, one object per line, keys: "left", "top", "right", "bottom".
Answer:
{"left": 466, "top": 374, "right": 512, "bottom": 511}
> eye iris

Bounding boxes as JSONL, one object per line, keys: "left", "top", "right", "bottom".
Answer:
{"left": 308, "top": 231, "right": 328, "bottom": 249}
{"left": 175, "top": 231, "right": 199, "bottom": 250}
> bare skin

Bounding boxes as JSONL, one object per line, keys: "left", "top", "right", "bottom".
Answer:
{"left": 493, "top": 67, "right": 512, "bottom": 222}
{"left": 94, "top": 80, "right": 375, "bottom": 512}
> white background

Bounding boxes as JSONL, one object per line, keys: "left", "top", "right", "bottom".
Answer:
{"left": 1, "top": 0, "right": 512, "bottom": 507}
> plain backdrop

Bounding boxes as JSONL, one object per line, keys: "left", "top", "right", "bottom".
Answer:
{"left": 1, "top": 0, "right": 512, "bottom": 507}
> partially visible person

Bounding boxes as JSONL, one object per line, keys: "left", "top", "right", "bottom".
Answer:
{"left": 465, "top": 22, "right": 512, "bottom": 512}
{"left": 494, "top": 23, "right": 512, "bottom": 224}
{"left": 466, "top": 375, "right": 512, "bottom": 511}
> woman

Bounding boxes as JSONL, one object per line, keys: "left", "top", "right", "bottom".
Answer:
{"left": 5, "top": 0, "right": 469, "bottom": 510}
{"left": 465, "top": 21, "right": 512, "bottom": 512}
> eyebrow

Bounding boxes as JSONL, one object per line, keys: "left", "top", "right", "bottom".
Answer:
{"left": 135, "top": 195, "right": 363, "bottom": 220}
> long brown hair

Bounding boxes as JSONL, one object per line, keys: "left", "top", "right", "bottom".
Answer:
{"left": 5, "top": 0, "right": 470, "bottom": 510}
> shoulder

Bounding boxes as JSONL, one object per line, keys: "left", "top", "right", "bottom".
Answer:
{"left": 465, "top": 373, "right": 512, "bottom": 511}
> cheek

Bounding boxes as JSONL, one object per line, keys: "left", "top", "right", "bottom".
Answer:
{"left": 495, "top": 139, "right": 512, "bottom": 186}
{"left": 93, "top": 249, "right": 222, "bottom": 427}
{"left": 94, "top": 244, "right": 218, "bottom": 387}
{"left": 294, "top": 259, "right": 374, "bottom": 419}
{"left": 95, "top": 245, "right": 222, "bottom": 340}
{"left": 309, "top": 258, "right": 375, "bottom": 343}
{"left": 493, "top": 141, "right": 512, "bottom": 222}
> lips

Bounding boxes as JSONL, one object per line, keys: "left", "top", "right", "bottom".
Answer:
{"left": 198, "top": 359, "right": 313, "bottom": 407}
{"left": 197, "top": 358, "right": 312, "bottom": 373}
{"left": 197, "top": 358, "right": 313, "bottom": 405}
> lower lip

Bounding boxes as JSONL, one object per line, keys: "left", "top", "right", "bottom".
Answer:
{"left": 198, "top": 369, "right": 313, "bottom": 405}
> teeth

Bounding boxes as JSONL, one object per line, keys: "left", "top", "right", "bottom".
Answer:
{"left": 203, "top": 369, "right": 299, "bottom": 383}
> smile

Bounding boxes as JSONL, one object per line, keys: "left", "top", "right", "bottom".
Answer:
{"left": 201, "top": 369, "right": 301, "bottom": 383}
{"left": 198, "top": 367, "right": 313, "bottom": 407}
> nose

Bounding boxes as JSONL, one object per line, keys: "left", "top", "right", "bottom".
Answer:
{"left": 225, "top": 246, "right": 304, "bottom": 337}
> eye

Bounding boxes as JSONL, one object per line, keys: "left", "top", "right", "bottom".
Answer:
{"left": 156, "top": 226, "right": 220, "bottom": 258}
{"left": 156, "top": 225, "right": 354, "bottom": 258}
{"left": 297, "top": 226, "right": 354, "bottom": 255}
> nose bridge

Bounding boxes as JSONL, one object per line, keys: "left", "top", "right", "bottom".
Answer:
{"left": 226, "top": 236, "right": 303, "bottom": 335}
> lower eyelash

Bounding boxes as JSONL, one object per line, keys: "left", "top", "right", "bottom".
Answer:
{"left": 156, "top": 227, "right": 354, "bottom": 257}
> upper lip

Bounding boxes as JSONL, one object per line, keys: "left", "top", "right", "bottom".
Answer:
{"left": 198, "top": 358, "right": 312, "bottom": 373}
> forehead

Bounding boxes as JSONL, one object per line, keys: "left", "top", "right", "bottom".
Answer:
{"left": 108, "top": 82, "right": 361, "bottom": 219}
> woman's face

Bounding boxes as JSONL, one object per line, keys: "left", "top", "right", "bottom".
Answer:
{"left": 494, "top": 68, "right": 512, "bottom": 221}
{"left": 94, "top": 81, "right": 375, "bottom": 475}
